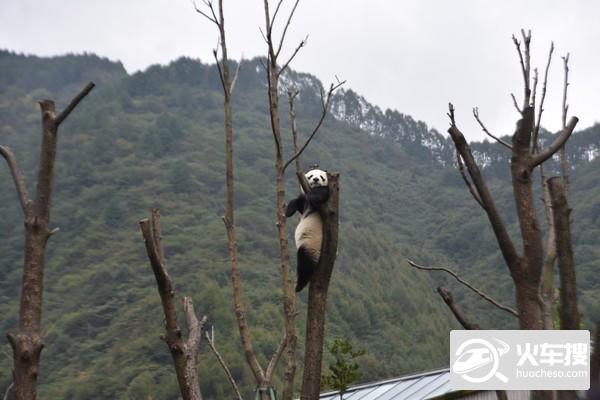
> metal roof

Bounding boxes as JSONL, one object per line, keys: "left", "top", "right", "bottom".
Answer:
{"left": 319, "top": 368, "right": 452, "bottom": 400}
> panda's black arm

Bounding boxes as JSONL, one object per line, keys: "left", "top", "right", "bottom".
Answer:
{"left": 285, "top": 194, "right": 306, "bottom": 217}
{"left": 306, "top": 186, "right": 330, "bottom": 207}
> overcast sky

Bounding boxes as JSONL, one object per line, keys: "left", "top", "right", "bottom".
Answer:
{"left": 1, "top": 0, "right": 599, "bottom": 141}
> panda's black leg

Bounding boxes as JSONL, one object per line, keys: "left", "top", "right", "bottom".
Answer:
{"left": 296, "top": 247, "right": 317, "bottom": 292}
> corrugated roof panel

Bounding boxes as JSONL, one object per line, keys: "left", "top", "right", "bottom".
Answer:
{"left": 318, "top": 368, "right": 452, "bottom": 400}
{"left": 423, "top": 380, "right": 451, "bottom": 399}
{"left": 391, "top": 375, "right": 443, "bottom": 399}
{"left": 349, "top": 382, "right": 397, "bottom": 399}
{"left": 371, "top": 378, "right": 423, "bottom": 400}
{"left": 404, "top": 373, "right": 449, "bottom": 400}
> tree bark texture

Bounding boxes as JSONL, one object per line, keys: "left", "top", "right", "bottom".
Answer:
{"left": 547, "top": 178, "right": 579, "bottom": 330}
{"left": 2, "top": 83, "right": 94, "bottom": 400}
{"left": 300, "top": 173, "right": 340, "bottom": 400}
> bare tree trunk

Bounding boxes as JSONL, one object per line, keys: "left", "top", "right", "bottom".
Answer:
{"left": 1, "top": 83, "right": 94, "bottom": 400}
{"left": 300, "top": 173, "right": 340, "bottom": 400}
{"left": 139, "top": 211, "right": 207, "bottom": 400}
{"left": 547, "top": 178, "right": 579, "bottom": 330}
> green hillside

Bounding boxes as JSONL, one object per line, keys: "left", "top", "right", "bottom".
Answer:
{"left": 0, "top": 50, "right": 598, "bottom": 399}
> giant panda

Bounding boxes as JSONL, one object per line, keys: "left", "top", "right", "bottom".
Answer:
{"left": 285, "top": 168, "right": 330, "bottom": 292}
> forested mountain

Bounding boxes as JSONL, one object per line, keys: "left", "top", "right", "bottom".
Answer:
{"left": 0, "top": 50, "right": 598, "bottom": 399}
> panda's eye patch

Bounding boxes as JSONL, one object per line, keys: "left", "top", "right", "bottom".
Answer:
{"left": 307, "top": 174, "right": 314, "bottom": 179}
{"left": 320, "top": 176, "right": 325, "bottom": 181}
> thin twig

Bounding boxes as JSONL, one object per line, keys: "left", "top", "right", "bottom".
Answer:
{"left": 283, "top": 80, "right": 345, "bottom": 172}
{"left": 510, "top": 93, "right": 522, "bottom": 114}
{"left": 407, "top": 259, "right": 519, "bottom": 317}
{"left": 472, "top": 107, "right": 512, "bottom": 150}
{"left": 560, "top": 53, "right": 571, "bottom": 192}
{"left": 0, "top": 145, "right": 31, "bottom": 215}
{"left": 266, "top": 334, "right": 288, "bottom": 379}
{"left": 3, "top": 382, "right": 13, "bottom": 400}
{"left": 456, "top": 152, "right": 484, "bottom": 209}
{"left": 533, "top": 42, "right": 554, "bottom": 150}
{"left": 275, "top": 0, "right": 301, "bottom": 58}
{"left": 213, "top": 49, "right": 227, "bottom": 94}
{"left": 278, "top": 35, "right": 308, "bottom": 77}
{"left": 269, "top": 0, "right": 285, "bottom": 34}
{"left": 562, "top": 54, "right": 570, "bottom": 130}
{"left": 191, "top": 0, "right": 218, "bottom": 24}
{"left": 229, "top": 56, "right": 243, "bottom": 96}
{"left": 288, "top": 89, "right": 302, "bottom": 176}
{"left": 205, "top": 331, "right": 244, "bottom": 400}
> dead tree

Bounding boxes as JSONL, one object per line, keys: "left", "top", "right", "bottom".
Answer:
{"left": 194, "top": 1, "right": 287, "bottom": 398}
{"left": 445, "top": 31, "right": 581, "bottom": 400}
{"left": 296, "top": 172, "right": 340, "bottom": 400}
{"left": 195, "top": 1, "right": 342, "bottom": 399}
{"left": 139, "top": 209, "right": 208, "bottom": 400}
{"left": 0, "top": 83, "right": 94, "bottom": 400}
{"left": 446, "top": 31, "right": 578, "bottom": 331}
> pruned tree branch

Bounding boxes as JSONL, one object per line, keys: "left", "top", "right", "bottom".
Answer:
{"left": 472, "top": 107, "right": 512, "bottom": 149}
{"left": 55, "top": 82, "right": 95, "bottom": 126}
{"left": 205, "top": 329, "right": 243, "bottom": 400}
{"left": 436, "top": 287, "right": 481, "bottom": 330}
{"left": 0, "top": 145, "right": 30, "bottom": 216}
{"left": 407, "top": 259, "right": 518, "bottom": 317}
{"left": 447, "top": 104, "right": 520, "bottom": 272}
{"left": 530, "top": 116, "right": 578, "bottom": 167}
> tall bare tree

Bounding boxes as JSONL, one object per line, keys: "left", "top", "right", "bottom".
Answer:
{"left": 1, "top": 83, "right": 94, "bottom": 400}
{"left": 445, "top": 30, "right": 579, "bottom": 400}
{"left": 447, "top": 30, "right": 578, "bottom": 331}
{"left": 195, "top": 1, "right": 342, "bottom": 398}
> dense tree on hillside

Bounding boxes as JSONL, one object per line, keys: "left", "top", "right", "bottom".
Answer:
{"left": 1, "top": 50, "right": 598, "bottom": 399}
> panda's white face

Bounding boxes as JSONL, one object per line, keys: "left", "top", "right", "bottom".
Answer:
{"left": 305, "top": 168, "right": 328, "bottom": 188}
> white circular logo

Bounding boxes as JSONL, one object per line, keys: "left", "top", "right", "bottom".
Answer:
{"left": 452, "top": 338, "right": 509, "bottom": 383}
